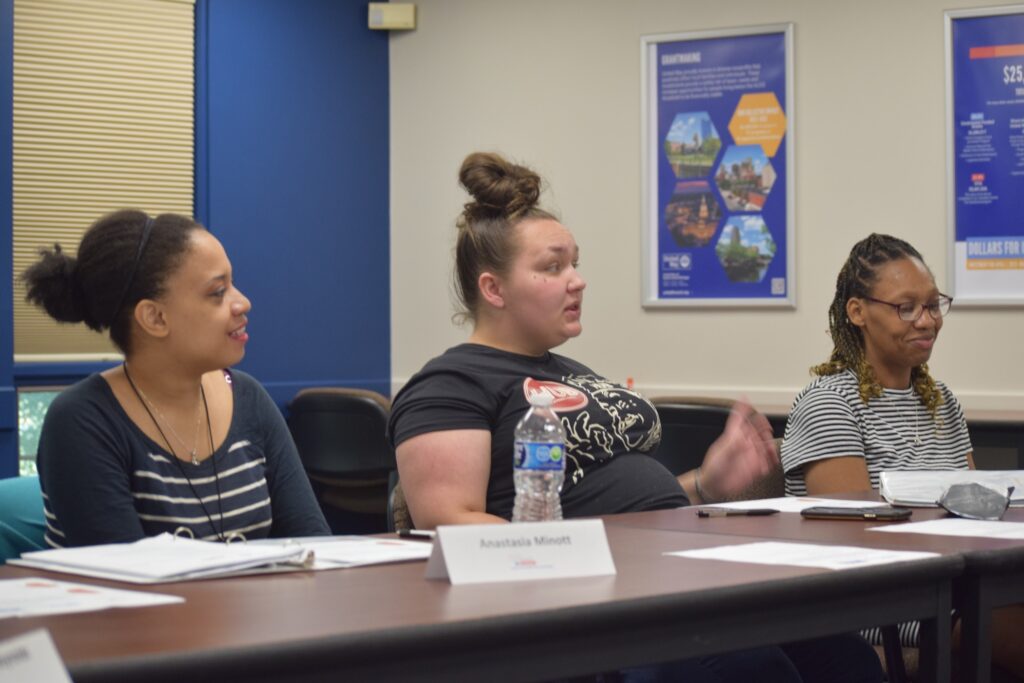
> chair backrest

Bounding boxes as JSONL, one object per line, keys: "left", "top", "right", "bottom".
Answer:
{"left": 649, "top": 396, "right": 735, "bottom": 476}
{"left": 287, "top": 388, "right": 396, "bottom": 479}
{"left": 650, "top": 397, "right": 784, "bottom": 500}
{"left": 0, "top": 475, "right": 47, "bottom": 563}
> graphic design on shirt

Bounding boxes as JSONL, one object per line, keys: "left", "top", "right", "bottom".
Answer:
{"left": 522, "top": 378, "right": 589, "bottom": 411}
{"left": 557, "top": 374, "right": 662, "bottom": 484}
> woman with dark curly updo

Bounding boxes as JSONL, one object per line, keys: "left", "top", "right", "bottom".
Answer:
{"left": 23, "top": 210, "right": 327, "bottom": 547}
{"left": 388, "top": 152, "right": 883, "bottom": 683}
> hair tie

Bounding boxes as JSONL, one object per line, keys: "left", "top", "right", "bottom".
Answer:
{"left": 111, "top": 216, "right": 154, "bottom": 325}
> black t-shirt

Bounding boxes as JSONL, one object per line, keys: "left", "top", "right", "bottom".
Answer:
{"left": 388, "top": 343, "right": 689, "bottom": 520}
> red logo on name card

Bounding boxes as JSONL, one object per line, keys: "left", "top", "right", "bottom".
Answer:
{"left": 972, "top": 173, "right": 986, "bottom": 184}
{"left": 522, "top": 378, "right": 588, "bottom": 412}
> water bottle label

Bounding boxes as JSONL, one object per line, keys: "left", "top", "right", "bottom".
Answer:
{"left": 514, "top": 441, "right": 565, "bottom": 471}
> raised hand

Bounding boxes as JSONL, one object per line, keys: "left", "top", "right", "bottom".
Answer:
{"left": 697, "top": 398, "right": 778, "bottom": 502}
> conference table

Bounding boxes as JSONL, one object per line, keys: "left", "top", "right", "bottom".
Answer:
{"left": 0, "top": 521, "right": 962, "bottom": 683}
{"left": 607, "top": 500, "right": 1024, "bottom": 683}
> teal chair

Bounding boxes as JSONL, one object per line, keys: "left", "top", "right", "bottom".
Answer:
{"left": 0, "top": 475, "right": 47, "bottom": 562}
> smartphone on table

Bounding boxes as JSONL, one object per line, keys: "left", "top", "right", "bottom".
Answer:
{"left": 800, "top": 506, "right": 912, "bottom": 522}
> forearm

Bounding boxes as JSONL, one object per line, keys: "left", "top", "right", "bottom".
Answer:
{"left": 412, "top": 508, "right": 508, "bottom": 530}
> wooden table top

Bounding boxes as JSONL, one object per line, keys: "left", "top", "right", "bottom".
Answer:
{"left": 0, "top": 522, "right": 963, "bottom": 683}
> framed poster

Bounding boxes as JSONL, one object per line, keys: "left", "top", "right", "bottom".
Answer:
{"left": 946, "top": 6, "right": 1024, "bottom": 306}
{"left": 641, "top": 24, "right": 794, "bottom": 307}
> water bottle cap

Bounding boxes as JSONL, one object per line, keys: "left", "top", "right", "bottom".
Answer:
{"left": 528, "top": 392, "right": 554, "bottom": 407}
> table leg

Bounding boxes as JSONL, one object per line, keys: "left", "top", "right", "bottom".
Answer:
{"left": 918, "top": 582, "right": 952, "bottom": 683}
{"left": 958, "top": 577, "right": 992, "bottom": 683}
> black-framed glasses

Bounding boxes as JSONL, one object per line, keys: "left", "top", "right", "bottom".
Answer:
{"left": 863, "top": 294, "right": 953, "bottom": 321}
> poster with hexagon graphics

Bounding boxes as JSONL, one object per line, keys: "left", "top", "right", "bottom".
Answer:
{"left": 642, "top": 26, "right": 794, "bottom": 306}
{"left": 946, "top": 8, "right": 1024, "bottom": 305}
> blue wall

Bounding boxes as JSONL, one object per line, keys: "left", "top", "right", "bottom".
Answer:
{"left": 197, "top": 0, "right": 391, "bottom": 410}
{"left": 196, "top": 0, "right": 391, "bottom": 408}
{"left": 0, "top": 0, "right": 13, "bottom": 478}
{"left": 0, "top": 0, "right": 391, "bottom": 472}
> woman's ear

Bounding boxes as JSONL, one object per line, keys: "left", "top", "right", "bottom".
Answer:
{"left": 133, "top": 299, "right": 170, "bottom": 339}
{"left": 477, "top": 271, "right": 506, "bottom": 309}
{"left": 846, "top": 297, "right": 867, "bottom": 328}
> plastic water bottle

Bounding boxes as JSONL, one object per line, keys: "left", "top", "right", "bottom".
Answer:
{"left": 512, "top": 392, "right": 566, "bottom": 522}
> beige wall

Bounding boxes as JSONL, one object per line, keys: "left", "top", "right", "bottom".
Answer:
{"left": 390, "top": 0, "right": 1024, "bottom": 412}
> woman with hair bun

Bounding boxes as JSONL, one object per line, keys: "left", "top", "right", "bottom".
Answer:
{"left": 23, "top": 210, "right": 328, "bottom": 547}
{"left": 388, "top": 153, "right": 883, "bottom": 682}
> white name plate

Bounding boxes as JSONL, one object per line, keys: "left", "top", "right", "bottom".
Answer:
{"left": 425, "top": 519, "right": 616, "bottom": 585}
{"left": 0, "top": 629, "right": 71, "bottom": 683}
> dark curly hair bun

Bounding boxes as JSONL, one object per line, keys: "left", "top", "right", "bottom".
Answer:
{"left": 458, "top": 151, "right": 542, "bottom": 221}
{"left": 22, "top": 243, "right": 94, "bottom": 328}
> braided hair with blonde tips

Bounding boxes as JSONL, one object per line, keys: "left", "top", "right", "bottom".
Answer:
{"left": 812, "top": 233, "right": 944, "bottom": 418}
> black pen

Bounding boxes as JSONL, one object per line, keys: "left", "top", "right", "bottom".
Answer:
{"left": 397, "top": 529, "right": 437, "bottom": 540}
{"left": 696, "top": 508, "right": 779, "bottom": 518}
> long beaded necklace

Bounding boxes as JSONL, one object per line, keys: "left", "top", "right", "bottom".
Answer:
{"left": 123, "top": 363, "right": 227, "bottom": 542}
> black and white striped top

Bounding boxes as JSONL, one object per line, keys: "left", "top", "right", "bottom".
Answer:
{"left": 37, "top": 370, "right": 328, "bottom": 548}
{"left": 781, "top": 370, "right": 972, "bottom": 497}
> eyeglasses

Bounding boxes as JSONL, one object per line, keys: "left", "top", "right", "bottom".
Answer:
{"left": 863, "top": 294, "right": 953, "bottom": 321}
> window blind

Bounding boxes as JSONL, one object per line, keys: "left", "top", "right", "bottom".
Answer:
{"left": 12, "top": 0, "right": 195, "bottom": 359}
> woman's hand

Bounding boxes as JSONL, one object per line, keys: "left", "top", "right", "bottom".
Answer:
{"left": 696, "top": 399, "right": 778, "bottom": 502}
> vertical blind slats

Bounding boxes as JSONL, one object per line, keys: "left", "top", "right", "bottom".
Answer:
{"left": 12, "top": 0, "right": 196, "bottom": 357}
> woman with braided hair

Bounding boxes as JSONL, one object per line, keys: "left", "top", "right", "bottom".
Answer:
{"left": 781, "top": 233, "right": 972, "bottom": 497}
{"left": 777, "top": 235, "right": 1024, "bottom": 677}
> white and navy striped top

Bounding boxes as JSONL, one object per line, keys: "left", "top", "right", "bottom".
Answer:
{"left": 781, "top": 370, "right": 972, "bottom": 497}
{"left": 37, "top": 370, "right": 328, "bottom": 548}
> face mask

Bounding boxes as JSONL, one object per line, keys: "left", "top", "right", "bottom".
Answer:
{"left": 937, "top": 482, "right": 1013, "bottom": 521}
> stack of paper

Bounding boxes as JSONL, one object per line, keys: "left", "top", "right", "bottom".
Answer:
{"left": 11, "top": 534, "right": 436, "bottom": 584}
{"left": 879, "top": 470, "right": 1024, "bottom": 507}
{"left": 10, "top": 533, "right": 311, "bottom": 584}
{"left": 298, "top": 537, "right": 433, "bottom": 568}
{"left": 0, "top": 578, "right": 182, "bottom": 618}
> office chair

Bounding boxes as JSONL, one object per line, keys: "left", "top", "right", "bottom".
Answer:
{"left": 649, "top": 396, "right": 737, "bottom": 476}
{"left": 0, "top": 475, "right": 46, "bottom": 563}
{"left": 287, "top": 388, "right": 397, "bottom": 534}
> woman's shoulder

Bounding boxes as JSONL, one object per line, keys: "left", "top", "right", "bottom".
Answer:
{"left": 931, "top": 377, "right": 963, "bottom": 411}
{"left": 221, "top": 367, "right": 259, "bottom": 391}
{"left": 794, "top": 370, "right": 860, "bottom": 404}
{"left": 41, "top": 374, "right": 135, "bottom": 447}
{"left": 548, "top": 351, "right": 597, "bottom": 376}
{"left": 219, "top": 368, "right": 279, "bottom": 418}
{"left": 47, "top": 373, "right": 116, "bottom": 416}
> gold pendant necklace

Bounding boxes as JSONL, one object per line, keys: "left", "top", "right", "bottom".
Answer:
{"left": 896, "top": 402, "right": 922, "bottom": 446}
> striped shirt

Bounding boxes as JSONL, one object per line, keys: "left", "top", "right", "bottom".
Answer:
{"left": 38, "top": 370, "right": 328, "bottom": 548}
{"left": 781, "top": 370, "right": 972, "bottom": 497}
{"left": 782, "top": 370, "right": 972, "bottom": 649}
